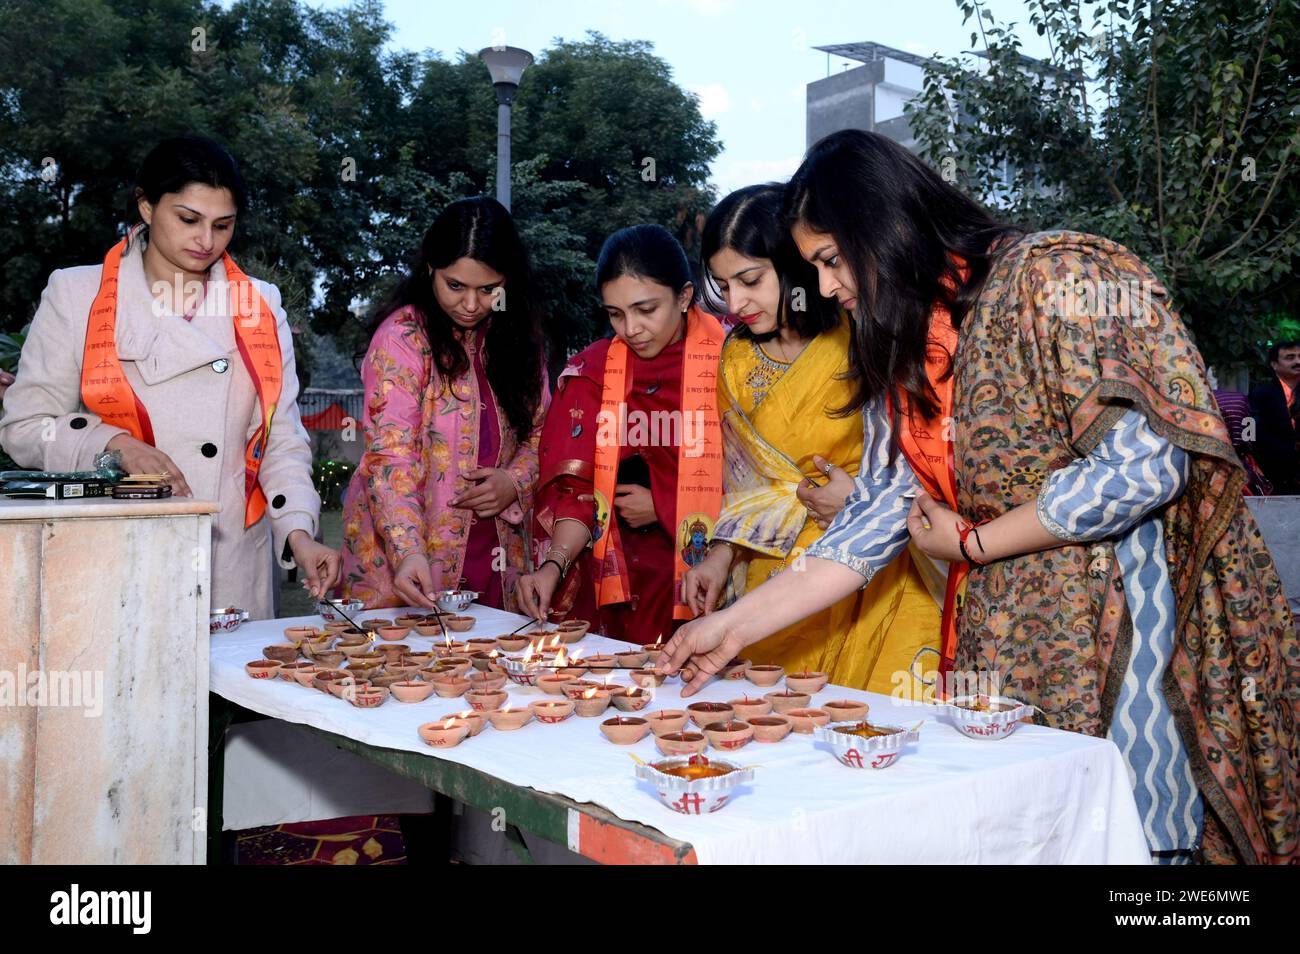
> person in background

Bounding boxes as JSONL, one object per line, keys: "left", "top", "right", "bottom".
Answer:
{"left": 1248, "top": 340, "right": 1300, "bottom": 494}
{"left": 1212, "top": 388, "right": 1271, "bottom": 495}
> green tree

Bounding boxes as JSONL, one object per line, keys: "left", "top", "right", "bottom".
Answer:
{"left": 0, "top": 3, "right": 722, "bottom": 379}
{"left": 904, "top": 0, "right": 1300, "bottom": 374}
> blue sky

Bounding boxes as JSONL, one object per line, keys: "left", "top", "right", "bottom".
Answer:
{"left": 303, "top": 0, "right": 1054, "bottom": 195}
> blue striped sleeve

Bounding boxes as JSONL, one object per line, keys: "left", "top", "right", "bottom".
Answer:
{"left": 804, "top": 397, "right": 919, "bottom": 582}
{"left": 1037, "top": 409, "right": 1190, "bottom": 542}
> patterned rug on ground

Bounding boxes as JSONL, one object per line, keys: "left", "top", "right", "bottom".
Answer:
{"left": 235, "top": 815, "right": 406, "bottom": 865}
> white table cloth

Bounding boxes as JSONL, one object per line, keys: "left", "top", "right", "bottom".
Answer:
{"left": 211, "top": 603, "right": 1152, "bottom": 865}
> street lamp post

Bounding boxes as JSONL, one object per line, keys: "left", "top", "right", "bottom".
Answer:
{"left": 478, "top": 46, "right": 534, "bottom": 211}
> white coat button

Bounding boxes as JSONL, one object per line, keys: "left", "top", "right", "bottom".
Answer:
{"left": 212, "top": 358, "right": 230, "bottom": 373}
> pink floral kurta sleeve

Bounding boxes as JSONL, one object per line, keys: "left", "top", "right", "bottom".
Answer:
{"left": 358, "top": 316, "right": 431, "bottom": 567}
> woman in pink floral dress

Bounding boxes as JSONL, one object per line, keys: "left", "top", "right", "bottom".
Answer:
{"left": 341, "top": 197, "right": 548, "bottom": 611}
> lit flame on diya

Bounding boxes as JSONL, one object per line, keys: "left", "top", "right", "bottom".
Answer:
{"left": 582, "top": 687, "right": 598, "bottom": 700}
{"left": 441, "top": 717, "right": 456, "bottom": 730}
{"left": 444, "top": 633, "right": 453, "bottom": 649}
{"left": 553, "top": 647, "right": 569, "bottom": 668}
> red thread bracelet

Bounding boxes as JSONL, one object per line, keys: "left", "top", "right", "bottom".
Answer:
{"left": 957, "top": 518, "right": 991, "bottom": 566}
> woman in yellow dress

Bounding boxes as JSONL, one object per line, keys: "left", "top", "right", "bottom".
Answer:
{"left": 682, "top": 184, "right": 941, "bottom": 693}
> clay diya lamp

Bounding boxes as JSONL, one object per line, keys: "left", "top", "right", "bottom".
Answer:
{"left": 336, "top": 627, "right": 368, "bottom": 640}
{"left": 465, "top": 637, "right": 498, "bottom": 653}
{"left": 440, "top": 656, "right": 474, "bottom": 676}
{"left": 361, "top": 618, "right": 394, "bottom": 632}
{"left": 467, "top": 671, "right": 507, "bottom": 694}
{"left": 703, "top": 719, "right": 755, "bottom": 751}
{"left": 538, "top": 673, "right": 576, "bottom": 696}
{"left": 749, "top": 714, "right": 793, "bottom": 743}
{"left": 349, "top": 686, "right": 389, "bottom": 709}
{"left": 394, "top": 614, "right": 423, "bottom": 629}
{"left": 424, "top": 662, "right": 461, "bottom": 679}
{"left": 445, "top": 616, "right": 475, "bottom": 633}
{"left": 765, "top": 689, "right": 812, "bottom": 714}
{"left": 464, "top": 689, "right": 508, "bottom": 712}
{"left": 348, "top": 650, "right": 386, "bottom": 669}
{"left": 496, "top": 634, "right": 531, "bottom": 652}
{"left": 278, "top": 660, "right": 315, "bottom": 681}
{"left": 530, "top": 699, "right": 576, "bottom": 724}
{"left": 573, "top": 688, "right": 611, "bottom": 718}
{"left": 642, "top": 639, "right": 666, "bottom": 664}
{"left": 814, "top": 721, "right": 917, "bottom": 769}
{"left": 391, "top": 680, "right": 436, "bottom": 703}
{"left": 330, "top": 677, "right": 370, "bottom": 700}
{"left": 289, "top": 664, "right": 322, "bottom": 688}
{"left": 729, "top": 696, "right": 773, "bottom": 721}
{"left": 581, "top": 654, "right": 617, "bottom": 674}
{"left": 338, "top": 641, "right": 373, "bottom": 658}
{"left": 322, "top": 621, "right": 354, "bottom": 635}
{"left": 431, "top": 674, "right": 472, "bottom": 699}
{"left": 263, "top": 643, "right": 301, "bottom": 665}
{"left": 402, "top": 651, "right": 435, "bottom": 667}
{"left": 414, "top": 622, "right": 447, "bottom": 637}
{"left": 629, "top": 668, "right": 669, "bottom": 689}
{"left": 562, "top": 680, "right": 602, "bottom": 700}
{"left": 245, "top": 659, "right": 282, "bottom": 680}
{"left": 557, "top": 619, "right": 590, "bottom": 643}
{"left": 486, "top": 706, "right": 533, "bottom": 730}
{"left": 369, "top": 671, "right": 406, "bottom": 689}
{"left": 313, "top": 669, "right": 352, "bottom": 694}
{"left": 434, "top": 639, "right": 470, "bottom": 657}
{"left": 687, "top": 701, "right": 735, "bottom": 729}
{"left": 655, "top": 731, "right": 708, "bottom": 757}
{"left": 312, "top": 650, "right": 346, "bottom": 670}
{"left": 385, "top": 661, "right": 424, "bottom": 679}
{"left": 377, "top": 625, "right": 410, "bottom": 642}
{"left": 745, "top": 664, "right": 784, "bottom": 688}
{"left": 785, "top": 670, "right": 829, "bottom": 694}
{"left": 302, "top": 634, "right": 337, "bottom": 656}
{"left": 645, "top": 709, "right": 690, "bottom": 736}
{"left": 418, "top": 718, "right": 471, "bottom": 748}
{"left": 719, "top": 658, "right": 752, "bottom": 680}
{"left": 822, "top": 699, "right": 871, "bottom": 723}
{"left": 283, "top": 626, "right": 318, "bottom": 645}
{"left": 467, "top": 650, "right": 495, "bottom": 672}
{"left": 610, "top": 686, "right": 652, "bottom": 712}
{"left": 600, "top": 716, "right": 651, "bottom": 745}
{"left": 614, "top": 649, "right": 648, "bottom": 669}
{"left": 374, "top": 642, "right": 410, "bottom": 661}
{"left": 452, "top": 710, "right": 488, "bottom": 737}
{"left": 785, "top": 708, "right": 832, "bottom": 734}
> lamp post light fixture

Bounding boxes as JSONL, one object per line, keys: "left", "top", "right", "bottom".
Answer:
{"left": 478, "top": 45, "right": 534, "bottom": 211}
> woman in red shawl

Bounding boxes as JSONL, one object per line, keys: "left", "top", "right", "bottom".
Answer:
{"left": 516, "top": 225, "right": 725, "bottom": 645}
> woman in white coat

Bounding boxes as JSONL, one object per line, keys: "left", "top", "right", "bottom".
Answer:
{"left": 0, "top": 135, "right": 340, "bottom": 615}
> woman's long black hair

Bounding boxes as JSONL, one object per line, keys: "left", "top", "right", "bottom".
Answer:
{"left": 700, "top": 184, "right": 840, "bottom": 342}
{"left": 365, "top": 197, "right": 545, "bottom": 442}
{"left": 784, "top": 130, "right": 1018, "bottom": 431}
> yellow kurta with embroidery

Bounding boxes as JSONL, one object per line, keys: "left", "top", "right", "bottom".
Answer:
{"left": 714, "top": 317, "right": 940, "bottom": 694}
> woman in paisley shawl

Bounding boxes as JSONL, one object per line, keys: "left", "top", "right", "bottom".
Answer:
{"left": 681, "top": 184, "right": 941, "bottom": 693}
{"left": 665, "top": 130, "right": 1299, "bottom": 865}
{"left": 341, "top": 197, "right": 548, "bottom": 611}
